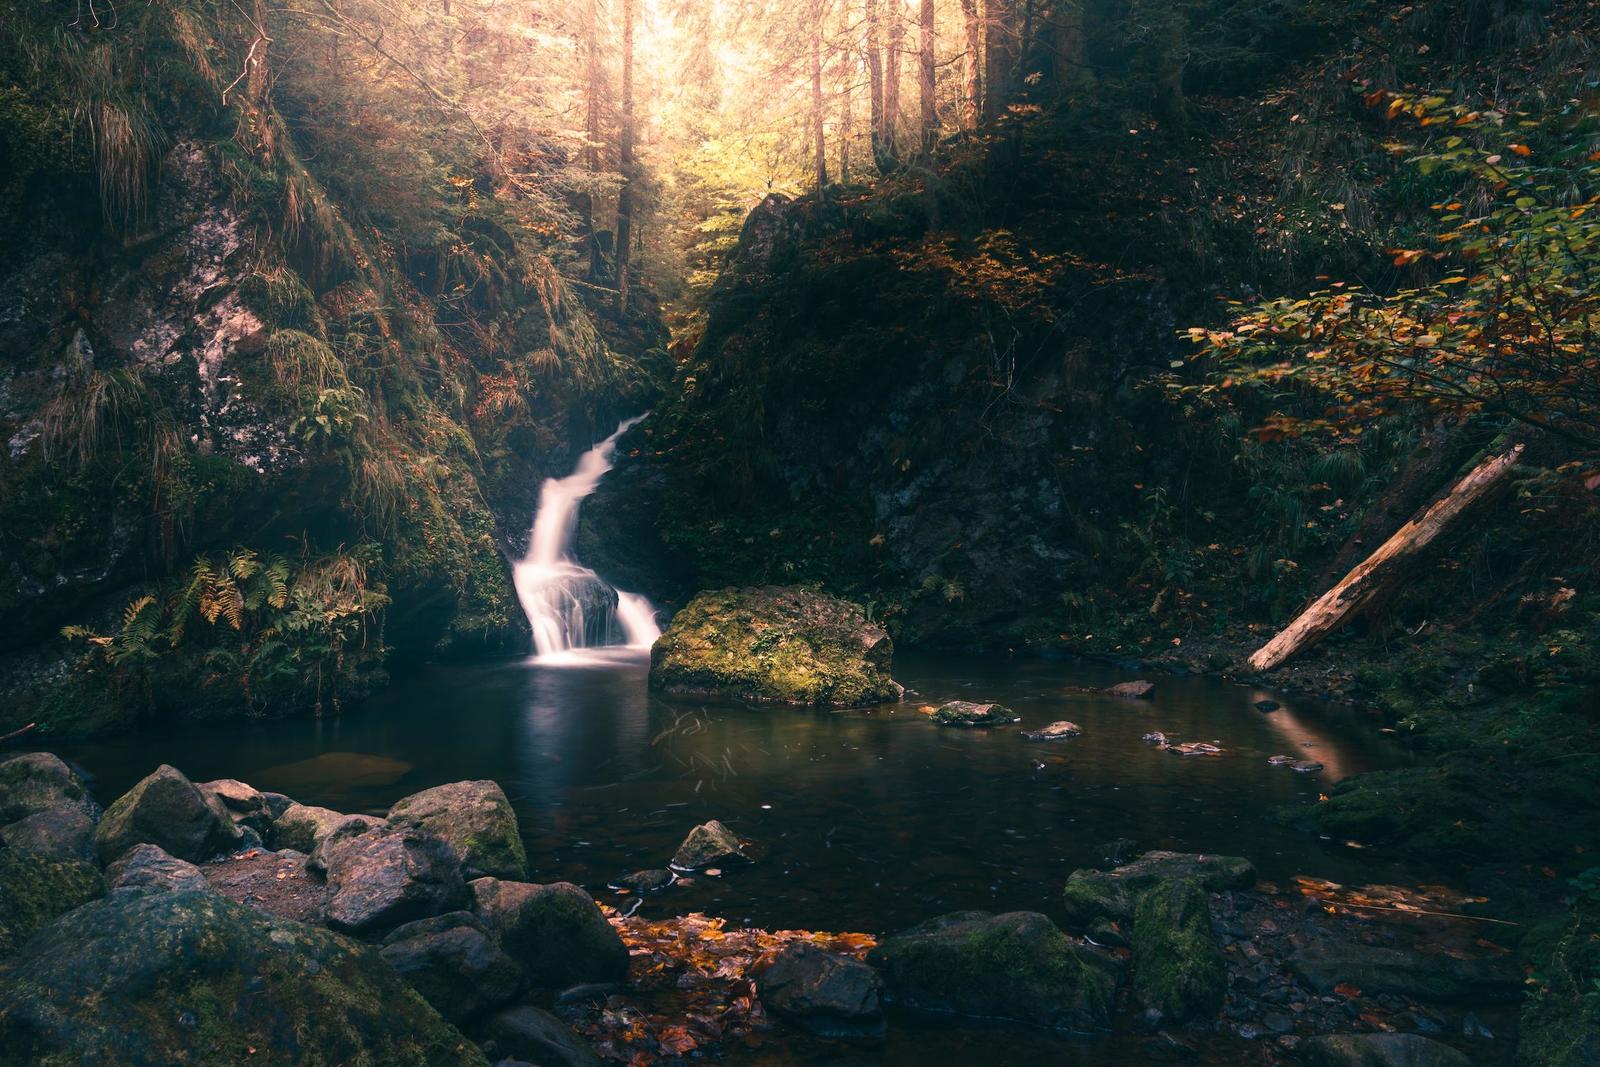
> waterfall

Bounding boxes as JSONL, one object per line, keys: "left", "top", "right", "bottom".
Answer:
{"left": 512, "top": 415, "right": 662, "bottom": 663}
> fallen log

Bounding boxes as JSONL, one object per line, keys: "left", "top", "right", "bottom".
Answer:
{"left": 1247, "top": 443, "right": 1525, "bottom": 673}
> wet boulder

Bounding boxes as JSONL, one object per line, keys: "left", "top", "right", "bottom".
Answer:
{"left": 106, "top": 843, "right": 210, "bottom": 896}
{"left": 670, "top": 819, "right": 747, "bottom": 871}
{"left": 611, "top": 869, "right": 676, "bottom": 893}
{"left": 260, "top": 791, "right": 295, "bottom": 820}
{"left": 0, "top": 804, "right": 98, "bottom": 863}
{"left": 308, "top": 814, "right": 388, "bottom": 873}
{"left": 272, "top": 802, "right": 368, "bottom": 854}
{"left": 481, "top": 1006, "right": 602, "bottom": 1067}
{"left": 1061, "top": 850, "right": 1255, "bottom": 928}
{"left": 757, "top": 942, "right": 884, "bottom": 1037}
{"left": 322, "top": 824, "right": 468, "bottom": 936}
{"left": 388, "top": 780, "right": 528, "bottom": 881}
{"left": 379, "top": 912, "right": 523, "bottom": 1024}
{"left": 649, "top": 586, "right": 903, "bottom": 706}
{"left": 0, "top": 849, "right": 105, "bottom": 956}
{"left": 1022, "top": 720, "right": 1083, "bottom": 740}
{"left": 1130, "top": 879, "right": 1226, "bottom": 1024}
{"left": 930, "top": 701, "right": 1019, "bottom": 727}
{"left": 0, "top": 752, "right": 100, "bottom": 825}
{"left": 1298, "top": 1033, "right": 1470, "bottom": 1067}
{"left": 1106, "top": 681, "right": 1156, "bottom": 699}
{"left": 93, "top": 764, "right": 242, "bottom": 865}
{"left": 470, "top": 878, "right": 628, "bottom": 989}
{"left": 197, "top": 779, "right": 275, "bottom": 835}
{"left": 1290, "top": 941, "right": 1521, "bottom": 1002}
{"left": 0, "top": 890, "right": 487, "bottom": 1065}
{"left": 866, "top": 911, "right": 1118, "bottom": 1032}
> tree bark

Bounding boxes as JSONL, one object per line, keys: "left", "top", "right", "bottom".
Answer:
{"left": 884, "top": 0, "right": 904, "bottom": 162}
{"left": 918, "top": 0, "right": 936, "bottom": 152}
{"left": 1053, "top": 0, "right": 1085, "bottom": 91}
{"left": 959, "top": 0, "right": 981, "bottom": 128}
{"left": 615, "top": 0, "right": 636, "bottom": 312}
{"left": 866, "top": 0, "right": 885, "bottom": 162}
{"left": 810, "top": 0, "right": 828, "bottom": 194}
{"left": 581, "top": 0, "right": 603, "bottom": 279}
{"left": 982, "top": 0, "right": 1015, "bottom": 121}
{"left": 1246, "top": 444, "right": 1525, "bottom": 673}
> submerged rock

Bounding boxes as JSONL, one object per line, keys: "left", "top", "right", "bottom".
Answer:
{"left": 610, "top": 868, "right": 676, "bottom": 893}
{"left": 648, "top": 586, "right": 903, "bottom": 706}
{"left": 322, "top": 824, "right": 468, "bottom": 935}
{"left": 0, "top": 849, "right": 105, "bottom": 956}
{"left": 866, "top": 910, "right": 1117, "bottom": 1032}
{"left": 1254, "top": 700, "right": 1281, "bottom": 712}
{"left": 481, "top": 1006, "right": 602, "bottom": 1067}
{"left": 0, "top": 890, "right": 487, "bottom": 1065}
{"left": 93, "top": 764, "right": 242, "bottom": 865}
{"left": 930, "top": 701, "right": 1019, "bottom": 727}
{"left": 0, "top": 804, "right": 98, "bottom": 863}
{"left": 379, "top": 912, "right": 523, "bottom": 1024}
{"left": 106, "top": 843, "right": 210, "bottom": 896}
{"left": 1268, "top": 754, "right": 1297, "bottom": 766}
{"left": 671, "top": 820, "right": 748, "bottom": 870}
{"left": 1022, "top": 720, "right": 1083, "bottom": 741}
{"left": 470, "top": 878, "right": 628, "bottom": 989}
{"left": 1106, "top": 681, "right": 1156, "bottom": 699}
{"left": 1290, "top": 941, "right": 1521, "bottom": 1002}
{"left": 1061, "top": 851, "right": 1255, "bottom": 928}
{"left": 0, "top": 752, "right": 100, "bottom": 826}
{"left": 757, "top": 941, "right": 884, "bottom": 1037}
{"left": 388, "top": 780, "right": 528, "bottom": 881}
{"left": 1293, "top": 759, "right": 1325, "bottom": 773}
{"left": 1297, "top": 1033, "right": 1470, "bottom": 1067}
{"left": 1167, "top": 741, "right": 1223, "bottom": 757}
{"left": 1130, "top": 879, "right": 1226, "bottom": 1024}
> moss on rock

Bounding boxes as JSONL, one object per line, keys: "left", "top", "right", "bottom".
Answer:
{"left": 649, "top": 586, "right": 902, "bottom": 706}
{"left": 0, "top": 850, "right": 105, "bottom": 956}
{"left": 1130, "top": 878, "right": 1226, "bottom": 1024}
{"left": 0, "top": 890, "right": 488, "bottom": 1066}
{"left": 387, "top": 780, "right": 527, "bottom": 881}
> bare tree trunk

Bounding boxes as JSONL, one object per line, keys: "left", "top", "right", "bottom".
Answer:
{"left": 581, "top": 0, "right": 603, "bottom": 279}
{"left": 1246, "top": 444, "right": 1525, "bottom": 673}
{"left": 918, "top": 0, "right": 936, "bottom": 152}
{"left": 615, "top": 0, "right": 636, "bottom": 312}
{"left": 884, "top": 0, "right": 904, "bottom": 160}
{"left": 866, "top": 0, "right": 884, "bottom": 163}
{"left": 811, "top": 0, "right": 828, "bottom": 195}
{"left": 982, "top": 0, "right": 1015, "bottom": 121}
{"left": 1053, "top": 0, "right": 1086, "bottom": 91}
{"left": 959, "top": 0, "right": 981, "bottom": 128}
{"left": 839, "top": 47, "right": 853, "bottom": 182}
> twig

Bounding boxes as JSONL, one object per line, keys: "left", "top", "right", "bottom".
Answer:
{"left": 1311, "top": 899, "right": 1521, "bottom": 925}
{"left": 0, "top": 722, "right": 38, "bottom": 745}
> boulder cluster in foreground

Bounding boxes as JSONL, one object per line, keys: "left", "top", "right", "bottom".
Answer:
{"left": 0, "top": 749, "right": 1492, "bottom": 1065}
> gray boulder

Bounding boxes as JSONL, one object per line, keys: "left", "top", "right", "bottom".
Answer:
{"left": 1290, "top": 941, "right": 1521, "bottom": 1002}
{"left": 322, "top": 824, "right": 468, "bottom": 935}
{"left": 481, "top": 1006, "right": 602, "bottom": 1067}
{"left": 1298, "top": 1033, "right": 1471, "bottom": 1067}
{"left": 308, "top": 813, "right": 387, "bottom": 873}
{"left": 93, "top": 764, "right": 242, "bottom": 865}
{"left": 272, "top": 802, "right": 369, "bottom": 854}
{"left": 470, "top": 878, "right": 628, "bottom": 989}
{"left": 379, "top": 912, "right": 523, "bottom": 1024}
{"left": 0, "top": 752, "right": 100, "bottom": 825}
{"left": 106, "top": 843, "right": 210, "bottom": 896}
{"left": 0, "top": 804, "right": 98, "bottom": 863}
{"left": 0, "top": 890, "right": 487, "bottom": 1065}
{"left": 757, "top": 942, "right": 884, "bottom": 1037}
{"left": 610, "top": 869, "right": 676, "bottom": 893}
{"left": 197, "top": 779, "right": 274, "bottom": 834}
{"left": 1061, "top": 850, "right": 1255, "bottom": 928}
{"left": 671, "top": 819, "right": 747, "bottom": 870}
{"left": 388, "top": 780, "right": 527, "bottom": 880}
{"left": 866, "top": 911, "right": 1118, "bottom": 1032}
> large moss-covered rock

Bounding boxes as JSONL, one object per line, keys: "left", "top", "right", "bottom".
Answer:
{"left": 649, "top": 586, "right": 902, "bottom": 706}
{"left": 106, "top": 843, "right": 211, "bottom": 896}
{"left": 0, "top": 890, "right": 488, "bottom": 1065}
{"left": 0, "top": 804, "right": 98, "bottom": 863}
{"left": 388, "top": 781, "right": 528, "bottom": 881}
{"left": 379, "top": 912, "right": 523, "bottom": 1024}
{"left": 1061, "top": 850, "right": 1255, "bottom": 928}
{"left": 93, "top": 764, "right": 242, "bottom": 865}
{"left": 1130, "top": 878, "right": 1225, "bottom": 1024}
{"left": 272, "top": 802, "right": 370, "bottom": 854}
{"left": 469, "top": 878, "right": 629, "bottom": 989}
{"left": 0, "top": 850, "right": 105, "bottom": 956}
{"left": 866, "top": 911, "right": 1117, "bottom": 1032}
{"left": 1519, "top": 900, "right": 1600, "bottom": 1066}
{"left": 0, "top": 753, "right": 99, "bottom": 825}
{"left": 1298, "top": 1033, "right": 1471, "bottom": 1067}
{"left": 670, "top": 819, "right": 747, "bottom": 870}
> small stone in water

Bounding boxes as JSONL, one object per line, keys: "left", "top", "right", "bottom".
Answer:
{"left": 1141, "top": 731, "right": 1170, "bottom": 746}
{"left": 1291, "top": 760, "right": 1324, "bottom": 773}
{"left": 1268, "top": 755, "right": 1296, "bottom": 766}
{"left": 1106, "top": 680, "right": 1156, "bottom": 699}
{"left": 1169, "top": 741, "right": 1223, "bottom": 757}
{"left": 1021, "top": 721, "right": 1083, "bottom": 741}
{"left": 704, "top": 868, "right": 722, "bottom": 877}
{"left": 1255, "top": 700, "right": 1281, "bottom": 712}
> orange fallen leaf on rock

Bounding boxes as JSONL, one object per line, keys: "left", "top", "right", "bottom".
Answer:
{"left": 1333, "top": 982, "right": 1361, "bottom": 999}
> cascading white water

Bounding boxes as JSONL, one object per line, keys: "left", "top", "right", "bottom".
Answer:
{"left": 513, "top": 415, "right": 662, "bottom": 663}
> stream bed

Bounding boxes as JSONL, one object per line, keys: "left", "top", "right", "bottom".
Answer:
{"left": 61, "top": 651, "right": 1407, "bottom": 935}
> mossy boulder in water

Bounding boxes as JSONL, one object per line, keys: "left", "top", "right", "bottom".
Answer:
{"left": 1061, "top": 851, "right": 1254, "bottom": 929}
{"left": 0, "top": 850, "right": 105, "bottom": 956}
{"left": 469, "top": 878, "right": 628, "bottom": 989}
{"left": 930, "top": 701, "right": 1019, "bottom": 727}
{"left": 866, "top": 910, "right": 1118, "bottom": 1032}
{"left": 670, "top": 819, "right": 747, "bottom": 870}
{"left": 1130, "top": 878, "right": 1226, "bottom": 1024}
{"left": 388, "top": 780, "right": 528, "bottom": 881}
{"left": 649, "top": 586, "right": 902, "bottom": 706}
{"left": 93, "top": 764, "right": 242, "bottom": 865}
{"left": 0, "top": 890, "right": 488, "bottom": 1065}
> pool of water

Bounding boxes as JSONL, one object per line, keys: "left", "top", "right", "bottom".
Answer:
{"left": 59, "top": 651, "right": 1408, "bottom": 934}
